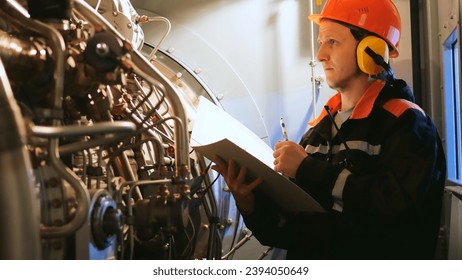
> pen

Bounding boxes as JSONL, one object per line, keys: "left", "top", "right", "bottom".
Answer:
{"left": 280, "top": 117, "right": 289, "bottom": 141}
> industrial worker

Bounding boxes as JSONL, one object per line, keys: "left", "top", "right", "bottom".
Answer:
{"left": 212, "top": 0, "right": 447, "bottom": 259}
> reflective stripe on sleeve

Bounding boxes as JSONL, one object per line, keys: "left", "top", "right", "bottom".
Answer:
{"left": 332, "top": 168, "right": 352, "bottom": 212}
{"left": 305, "top": 143, "right": 330, "bottom": 155}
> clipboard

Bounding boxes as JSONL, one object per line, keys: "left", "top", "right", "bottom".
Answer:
{"left": 191, "top": 97, "right": 324, "bottom": 213}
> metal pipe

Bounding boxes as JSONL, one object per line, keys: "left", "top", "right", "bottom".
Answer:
{"left": 104, "top": 135, "right": 169, "bottom": 197}
{"left": 73, "top": 0, "right": 190, "bottom": 183}
{"left": 0, "top": 0, "right": 91, "bottom": 238}
{"left": 34, "top": 19, "right": 90, "bottom": 238}
{"left": 31, "top": 121, "right": 136, "bottom": 138}
{"left": 0, "top": 56, "right": 41, "bottom": 259}
{"left": 221, "top": 232, "right": 253, "bottom": 260}
{"left": 32, "top": 121, "right": 136, "bottom": 158}
{"left": 145, "top": 16, "right": 172, "bottom": 61}
{"left": 409, "top": 0, "right": 422, "bottom": 107}
{"left": 309, "top": 0, "right": 317, "bottom": 119}
{"left": 58, "top": 132, "right": 131, "bottom": 155}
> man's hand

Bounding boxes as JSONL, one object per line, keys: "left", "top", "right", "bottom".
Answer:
{"left": 211, "top": 156, "right": 262, "bottom": 213}
{"left": 273, "top": 140, "right": 308, "bottom": 178}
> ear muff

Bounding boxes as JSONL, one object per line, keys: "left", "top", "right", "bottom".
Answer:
{"left": 356, "top": 36, "right": 390, "bottom": 75}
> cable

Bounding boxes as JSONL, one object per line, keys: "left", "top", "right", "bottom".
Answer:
{"left": 324, "top": 105, "right": 354, "bottom": 169}
{"left": 364, "top": 46, "right": 396, "bottom": 83}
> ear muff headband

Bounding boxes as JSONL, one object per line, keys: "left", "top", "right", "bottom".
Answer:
{"left": 356, "top": 36, "right": 390, "bottom": 75}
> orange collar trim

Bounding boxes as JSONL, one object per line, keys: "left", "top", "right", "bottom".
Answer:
{"left": 350, "top": 80, "right": 385, "bottom": 119}
{"left": 308, "top": 80, "right": 385, "bottom": 127}
{"left": 307, "top": 93, "right": 341, "bottom": 127}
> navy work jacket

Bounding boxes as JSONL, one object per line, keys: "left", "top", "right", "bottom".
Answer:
{"left": 242, "top": 79, "right": 447, "bottom": 259}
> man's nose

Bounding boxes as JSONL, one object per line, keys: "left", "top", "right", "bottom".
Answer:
{"left": 316, "top": 44, "right": 327, "bottom": 62}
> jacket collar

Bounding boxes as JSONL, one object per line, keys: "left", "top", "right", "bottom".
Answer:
{"left": 308, "top": 79, "right": 385, "bottom": 127}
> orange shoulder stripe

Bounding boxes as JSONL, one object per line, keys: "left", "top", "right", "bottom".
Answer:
{"left": 382, "top": 99, "right": 425, "bottom": 117}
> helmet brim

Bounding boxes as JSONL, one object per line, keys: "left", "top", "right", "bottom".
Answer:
{"left": 308, "top": 14, "right": 322, "bottom": 25}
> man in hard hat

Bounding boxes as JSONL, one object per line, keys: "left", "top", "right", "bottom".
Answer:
{"left": 212, "top": 0, "right": 446, "bottom": 259}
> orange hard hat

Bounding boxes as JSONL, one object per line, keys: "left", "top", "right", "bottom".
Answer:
{"left": 309, "top": 0, "right": 401, "bottom": 58}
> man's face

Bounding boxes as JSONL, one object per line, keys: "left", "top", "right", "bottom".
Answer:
{"left": 317, "top": 20, "right": 362, "bottom": 92}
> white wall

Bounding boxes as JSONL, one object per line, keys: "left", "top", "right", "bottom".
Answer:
{"left": 133, "top": 0, "right": 413, "bottom": 146}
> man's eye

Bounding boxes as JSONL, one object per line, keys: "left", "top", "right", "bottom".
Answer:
{"left": 318, "top": 39, "right": 336, "bottom": 46}
{"left": 327, "top": 39, "right": 336, "bottom": 45}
